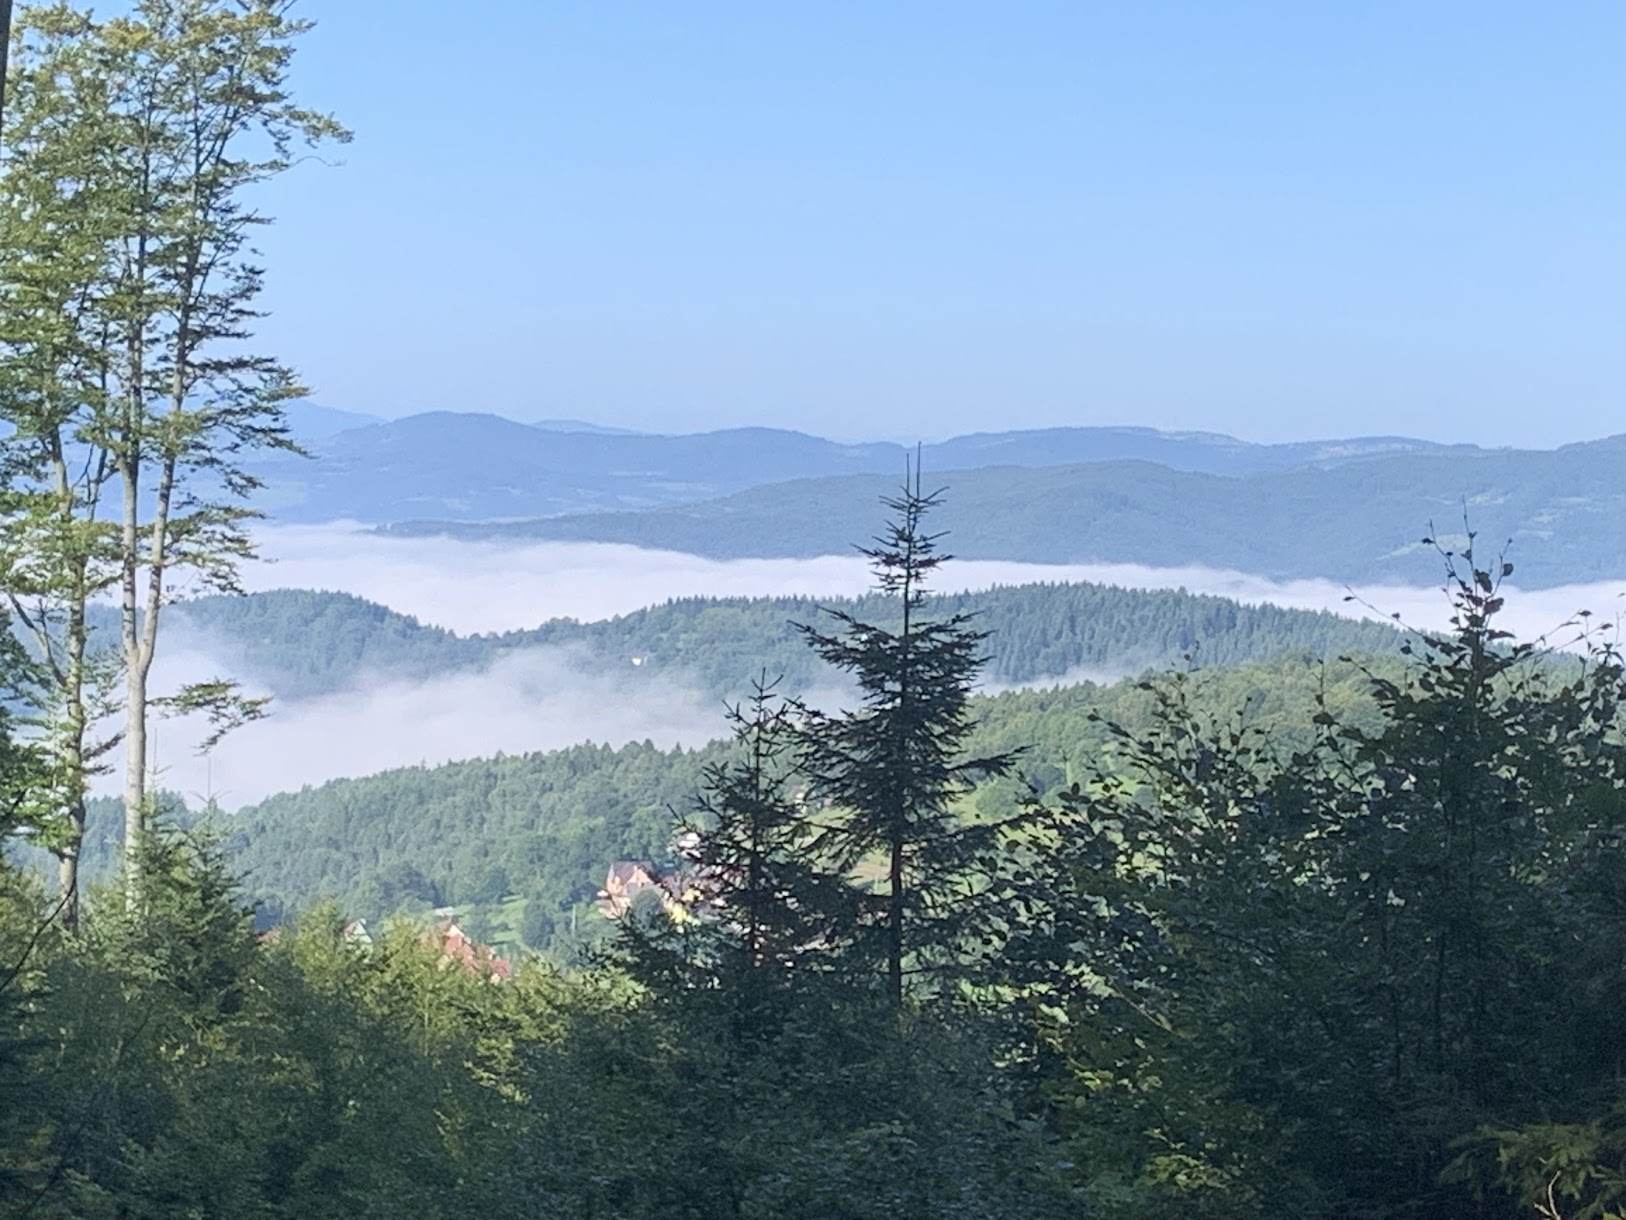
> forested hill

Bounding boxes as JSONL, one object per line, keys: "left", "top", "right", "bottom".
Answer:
{"left": 385, "top": 435, "right": 1626, "bottom": 588}
{"left": 220, "top": 651, "right": 1392, "bottom": 948}
{"left": 170, "top": 582, "right": 1405, "bottom": 702}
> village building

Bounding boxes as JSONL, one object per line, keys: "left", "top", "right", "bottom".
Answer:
{"left": 425, "top": 918, "right": 514, "bottom": 982}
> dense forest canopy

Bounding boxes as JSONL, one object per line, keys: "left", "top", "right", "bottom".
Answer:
{"left": 8, "top": 648, "right": 1398, "bottom": 954}
{"left": 222, "top": 649, "right": 1396, "bottom": 952}
{"left": 157, "top": 578, "right": 1405, "bottom": 702}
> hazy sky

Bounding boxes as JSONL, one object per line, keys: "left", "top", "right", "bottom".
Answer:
{"left": 253, "top": 2, "right": 1624, "bottom": 446}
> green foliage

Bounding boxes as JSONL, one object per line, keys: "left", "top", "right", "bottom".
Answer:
{"left": 163, "top": 578, "right": 1404, "bottom": 703}
{"left": 7, "top": 0, "right": 1616, "bottom": 1211}
{"left": 796, "top": 476, "right": 1022, "bottom": 1006}
{"left": 0, "top": 0, "right": 349, "bottom": 907}
{"left": 180, "top": 655, "right": 1390, "bottom": 957}
{"left": 225, "top": 740, "right": 715, "bottom": 949}
{"left": 514, "top": 955, "right": 1075, "bottom": 1218}
{"left": 1464, "top": 1107, "right": 1626, "bottom": 1220}
{"left": 12, "top": 377, "right": 1623, "bottom": 1219}
{"left": 0, "top": 825, "right": 563, "bottom": 1217}
{"left": 0, "top": 545, "right": 1617, "bottom": 1218}
{"left": 0, "top": 868, "right": 56, "bottom": 1206}
{"left": 1006, "top": 547, "right": 1626, "bottom": 1218}
{"left": 617, "top": 677, "right": 859, "bottom": 1035}
{"left": 0, "top": 613, "right": 46, "bottom": 843}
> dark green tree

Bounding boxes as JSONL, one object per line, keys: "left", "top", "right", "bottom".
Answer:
{"left": 1014, "top": 537, "right": 1626, "bottom": 1219}
{"left": 796, "top": 471, "right": 1020, "bottom": 1009}
{"left": 623, "top": 676, "right": 858, "bottom": 1040}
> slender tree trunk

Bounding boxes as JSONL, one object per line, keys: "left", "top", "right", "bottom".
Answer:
{"left": 60, "top": 594, "right": 87, "bottom": 930}
{"left": 118, "top": 138, "right": 153, "bottom": 877}
{"left": 887, "top": 837, "right": 903, "bottom": 1010}
{"left": 120, "top": 450, "right": 144, "bottom": 865}
{"left": 40, "top": 431, "right": 94, "bottom": 929}
{"left": 58, "top": 642, "right": 86, "bottom": 931}
{"left": 887, "top": 515, "right": 916, "bottom": 1012}
{"left": 56, "top": 845, "right": 79, "bottom": 930}
{"left": 0, "top": 0, "right": 13, "bottom": 138}
{"left": 122, "top": 452, "right": 172, "bottom": 869}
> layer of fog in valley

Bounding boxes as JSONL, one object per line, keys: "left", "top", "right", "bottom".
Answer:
{"left": 137, "top": 643, "right": 730, "bottom": 810}
{"left": 237, "top": 523, "right": 1626, "bottom": 641}
{"left": 127, "top": 523, "right": 1625, "bottom": 810}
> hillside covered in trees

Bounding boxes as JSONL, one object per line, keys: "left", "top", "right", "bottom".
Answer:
{"left": 2, "top": 1, "right": 1623, "bottom": 1216}
{"left": 5, "top": 507, "right": 1623, "bottom": 1218}
{"left": 164, "top": 580, "right": 1405, "bottom": 702}
{"left": 210, "top": 650, "right": 1388, "bottom": 955}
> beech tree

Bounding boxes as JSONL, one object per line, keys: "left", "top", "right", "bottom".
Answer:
{"left": 0, "top": 0, "right": 347, "bottom": 900}
{"left": 0, "top": 4, "right": 124, "bottom": 925}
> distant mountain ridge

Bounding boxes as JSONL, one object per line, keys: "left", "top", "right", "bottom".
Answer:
{"left": 385, "top": 435, "right": 1626, "bottom": 589}
{"left": 248, "top": 410, "right": 1484, "bottom": 524}
{"left": 531, "top": 418, "right": 644, "bottom": 435}
{"left": 281, "top": 401, "right": 384, "bottom": 441}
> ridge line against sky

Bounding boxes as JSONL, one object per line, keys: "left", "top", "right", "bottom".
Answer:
{"left": 252, "top": 2, "right": 1623, "bottom": 448}
{"left": 290, "top": 404, "right": 1626, "bottom": 452}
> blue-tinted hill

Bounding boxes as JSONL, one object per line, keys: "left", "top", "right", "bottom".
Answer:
{"left": 248, "top": 414, "right": 1474, "bottom": 524}
{"left": 386, "top": 435, "right": 1626, "bottom": 589}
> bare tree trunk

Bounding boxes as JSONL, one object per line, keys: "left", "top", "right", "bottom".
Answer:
{"left": 887, "top": 838, "right": 904, "bottom": 1010}
{"left": 60, "top": 606, "right": 87, "bottom": 929}
{"left": 0, "top": 0, "right": 14, "bottom": 137}
{"left": 58, "top": 440, "right": 90, "bottom": 929}
{"left": 121, "top": 452, "right": 144, "bottom": 870}
{"left": 57, "top": 845, "right": 79, "bottom": 930}
{"left": 58, "top": 605, "right": 86, "bottom": 931}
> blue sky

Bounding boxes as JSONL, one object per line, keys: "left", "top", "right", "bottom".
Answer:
{"left": 253, "top": 2, "right": 1624, "bottom": 445}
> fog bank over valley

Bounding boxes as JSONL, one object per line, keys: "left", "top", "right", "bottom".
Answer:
{"left": 243, "top": 523, "right": 1626, "bottom": 644}
{"left": 96, "top": 524, "right": 1623, "bottom": 809}
{"left": 117, "top": 643, "right": 730, "bottom": 810}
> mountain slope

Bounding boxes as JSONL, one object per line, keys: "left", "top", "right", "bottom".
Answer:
{"left": 215, "top": 652, "right": 1390, "bottom": 940}
{"left": 247, "top": 415, "right": 1476, "bottom": 524}
{"left": 251, "top": 414, "right": 901, "bottom": 521}
{"left": 387, "top": 436, "right": 1626, "bottom": 588}
{"left": 282, "top": 401, "right": 385, "bottom": 441}
{"left": 170, "top": 583, "right": 1405, "bottom": 704}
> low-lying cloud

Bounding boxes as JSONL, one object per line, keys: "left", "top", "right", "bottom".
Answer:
{"left": 114, "top": 524, "right": 1622, "bottom": 808}
{"left": 235, "top": 524, "right": 880, "bottom": 633}
{"left": 239, "top": 523, "right": 1626, "bottom": 646}
{"left": 122, "top": 642, "right": 728, "bottom": 810}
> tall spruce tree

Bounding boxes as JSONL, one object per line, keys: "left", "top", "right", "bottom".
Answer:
{"left": 672, "top": 677, "right": 856, "bottom": 1035}
{"left": 796, "top": 468, "right": 1020, "bottom": 1009}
